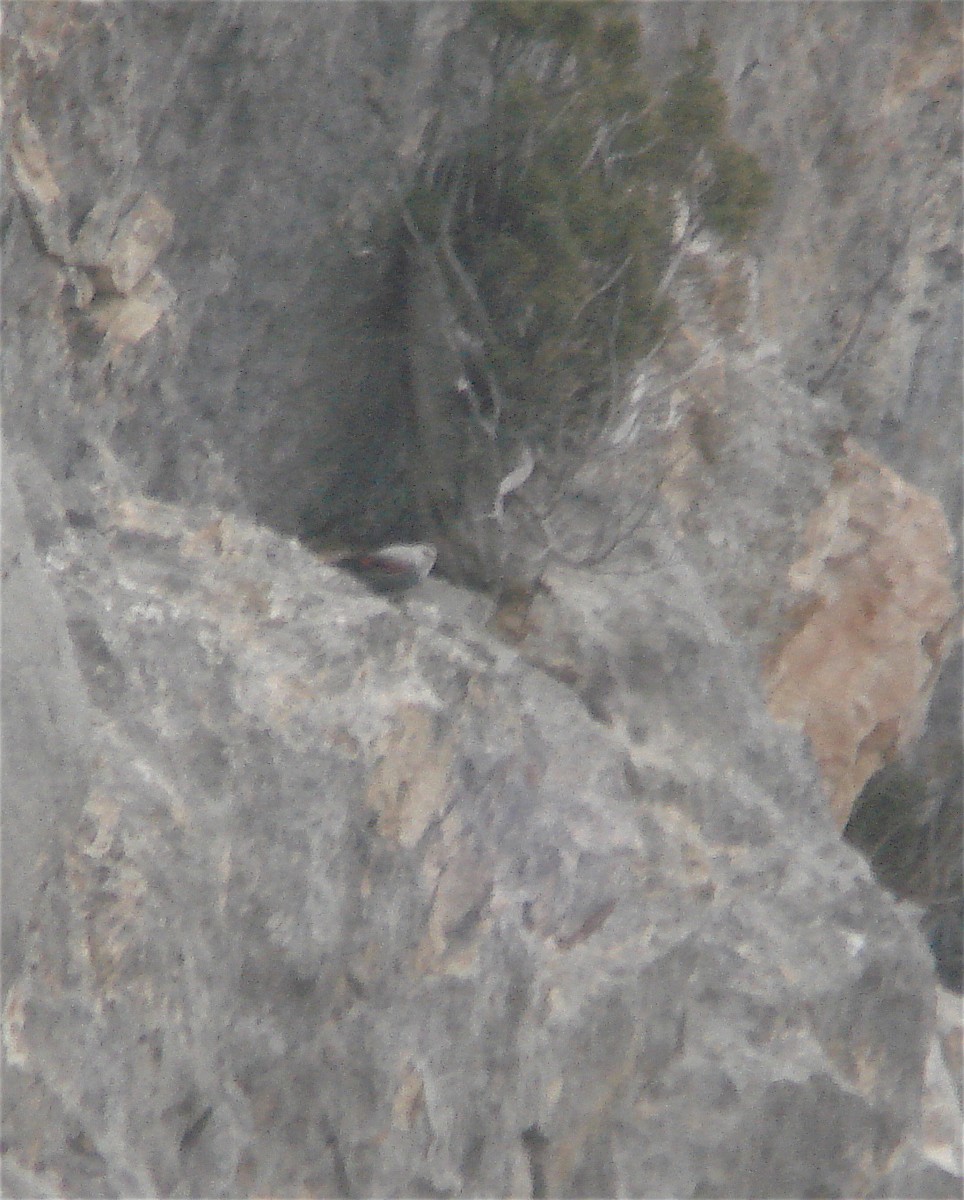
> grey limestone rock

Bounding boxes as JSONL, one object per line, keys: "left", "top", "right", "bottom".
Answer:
{"left": 636, "top": 0, "right": 963, "bottom": 542}
{"left": 1, "top": 447, "right": 94, "bottom": 990}
{"left": 0, "top": 495, "right": 943, "bottom": 1197}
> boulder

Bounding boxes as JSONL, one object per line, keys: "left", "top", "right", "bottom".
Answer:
{"left": 0, "top": 494, "right": 943, "bottom": 1196}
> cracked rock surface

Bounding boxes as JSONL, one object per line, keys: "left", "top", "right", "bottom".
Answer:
{"left": 0, "top": 486, "right": 945, "bottom": 1197}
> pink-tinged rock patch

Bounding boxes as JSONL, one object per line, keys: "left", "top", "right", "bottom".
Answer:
{"left": 765, "top": 438, "right": 959, "bottom": 827}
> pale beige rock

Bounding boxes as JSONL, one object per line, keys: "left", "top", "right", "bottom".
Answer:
{"left": 86, "top": 269, "right": 175, "bottom": 361}
{"left": 936, "top": 986, "right": 963, "bottom": 1109}
{"left": 90, "top": 193, "right": 175, "bottom": 296}
{"left": 9, "top": 110, "right": 72, "bottom": 260}
{"left": 921, "top": 989, "right": 964, "bottom": 1177}
{"left": 765, "top": 438, "right": 959, "bottom": 828}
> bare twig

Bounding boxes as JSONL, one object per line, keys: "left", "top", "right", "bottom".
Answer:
{"left": 568, "top": 254, "right": 634, "bottom": 329}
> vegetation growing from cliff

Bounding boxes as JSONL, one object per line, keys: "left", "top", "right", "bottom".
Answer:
{"left": 405, "top": 7, "right": 771, "bottom": 454}
{"left": 845, "top": 761, "right": 963, "bottom": 904}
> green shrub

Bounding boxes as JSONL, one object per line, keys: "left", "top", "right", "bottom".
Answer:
{"left": 407, "top": 8, "right": 771, "bottom": 450}
{"left": 701, "top": 142, "right": 773, "bottom": 240}
{"left": 659, "top": 30, "right": 726, "bottom": 150}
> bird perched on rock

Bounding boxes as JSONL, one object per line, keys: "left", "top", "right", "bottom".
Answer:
{"left": 334, "top": 543, "right": 437, "bottom": 594}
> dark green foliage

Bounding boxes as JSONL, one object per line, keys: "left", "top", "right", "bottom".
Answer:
{"left": 845, "top": 761, "right": 963, "bottom": 903}
{"left": 845, "top": 757, "right": 963, "bottom": 991}
{"left": 702, "top": 142, "right": 773, "bottom": 240}
{"left": 660, "top": 30, "right": 725, "bottom": 149}
{"left": 408, "top": 9, "right": 771, "bottom": 448}
{"left": 651, "top": 29, "right": 771, "bottom": 236}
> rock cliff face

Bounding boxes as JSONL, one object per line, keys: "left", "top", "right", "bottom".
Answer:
{"left": 637, "top": 0, "right": 963, "bottom": 532}
{"left": 2, "top": 3, "right": 960, "bottom": 1197}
